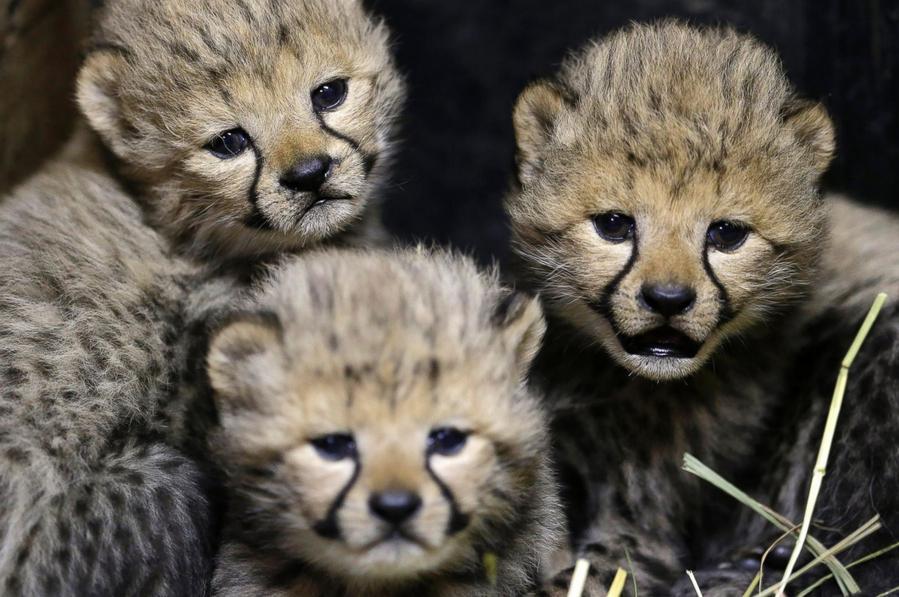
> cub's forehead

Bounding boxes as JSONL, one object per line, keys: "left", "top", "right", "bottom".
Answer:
{"left": 274, "top": 351, "right": 519, "bottom": 437}
{"left": 92, "top": 0, "right": 387, "bottom": 82}
{"left": 259, "top": 251, "right": 514, "bottom": 377}
{"left": 297, "top": 352, "right": 509, "bottom": 406}
{"left": 558, "top": 22, "right": 793, "bottom": 156}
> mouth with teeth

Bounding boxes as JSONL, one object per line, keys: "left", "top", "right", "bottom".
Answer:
{"left": 620, "top": 326, "right": 701, "bottom": 359}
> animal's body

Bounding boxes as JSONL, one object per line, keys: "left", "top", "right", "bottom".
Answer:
{"left": 0, "top": 0, "right": 405, "bottom": 594}
{"left": 207, "top": 249, "right": 562, "bottom": 596}
{"left": 506, "top": 21, "right": 899, "bottom": 595}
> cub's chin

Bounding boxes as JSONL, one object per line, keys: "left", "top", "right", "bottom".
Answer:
{"left": 322, "top": 534, "right": 455, "bottom": 584}
{"left": 288, "top": 195, "right": 364, "bottom": 241}
{"left": 611, "top": 350, "right": 707, "bottom": 381}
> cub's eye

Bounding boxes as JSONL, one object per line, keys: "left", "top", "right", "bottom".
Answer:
{"left": 427, "top": 427, "right": 468, "bottom": 457}
{"left": 707, "top": 220, "right": 750, "bottom": 252}
{"left": 311, "top": 79, "right": 348, "bottom": 112}
{"left": 311, "top": 433, "right": 357, "bottom": 461}
{"left": 593, "top": 212, "right": 636, "bottom": 242}
{"left": 205, "top": 128, "right": 249, "bottom": 159}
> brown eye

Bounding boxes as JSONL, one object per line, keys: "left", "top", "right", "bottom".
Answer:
{"left": 311, "top": 79, "right": 348, "bottom": 112}
{"left": 707, "top": 221, "right": 750, "bottom": 251}
{"left": 205, "top": 128, "right": 249, "bottom": 159}
{"left": 593, "top": 212, "right": 635, "bottom": 242}
{"left": 311, "top": 433, "right": 357, "bottom": 461}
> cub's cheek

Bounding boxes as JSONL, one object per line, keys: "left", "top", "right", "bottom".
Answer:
{"left": 407, "top": 485, "right": 455, "bottom": 548}
{"left": 572, "top": 221, "right": 636, "bottom": 286}
{"left": 182, "top": 151, "right": 257, "bottom": 193}
{"left": 283, "top": 445, "right": 357, "bottom": 524}
{"left": 322, "top": 78, "right": 376, "bottom": 133}
{"left": 706, "top": 236, "right": 776, "bottom": 310}
{"left": 322, "top": 157, "right": 371, "bottom": 198}
{"left": 428, "top": 436, "right": 495, "bottom": 515}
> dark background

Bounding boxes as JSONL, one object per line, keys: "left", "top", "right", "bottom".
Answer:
{"left": 369, "top": 0, "right": 899, "bottom": 265}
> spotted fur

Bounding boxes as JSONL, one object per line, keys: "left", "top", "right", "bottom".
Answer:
{"left": 506, "top": 21, "right": 899, "bottom": 594}
{"left": 207, "top": 249, "right": 563, "bottom": 596}
{"left": 0, "top": 1, "right": 405, "bottom": 595}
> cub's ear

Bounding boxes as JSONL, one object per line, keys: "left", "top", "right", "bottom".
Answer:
{"left": 76, "top": 50, "right": 131, "bottom": 157}
{"left": 782, "top": 98, "right": 835, "bottom": 174}
{"left": 207, "top": 312, "right": 284, "bottom": 411}
{"left": 512, "top": 79, "right": 570, "bottom": 185}
{"left": 493, "top": 290, "right": 546, "bottom": 378}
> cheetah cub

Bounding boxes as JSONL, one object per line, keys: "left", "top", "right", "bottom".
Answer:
{"left": 0, "top": 0, "right": 404, "bottom": 594}
{"left": 207, "top": 249, "right": 562, "bottom": 596}
{"left": 507, "top": 21, "right": 899, "bottom": 594}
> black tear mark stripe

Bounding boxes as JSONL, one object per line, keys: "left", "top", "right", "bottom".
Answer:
{"left": 589, "top": 239, "right": 735, "bottom": 329}
{"left": 425, "top": 455, "right": 470, "bottom": 535}
{"left": 588, "top": 240, "right": 639, "bottom": 327}
{"left": 243, "top": 137, "right": 274, "bottom": 230}
{"left": 314, "top": 113, "right": 377, "bottom": 175}
{"left": 702, "top": 247, "right": 734, "bottom": 324}
{"left": 312, "top": 455, "right": 360, "bottom": 540}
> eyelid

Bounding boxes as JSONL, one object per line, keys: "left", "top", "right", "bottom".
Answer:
{"left": 314, "top": 74, "right": 348, "bottom": 87}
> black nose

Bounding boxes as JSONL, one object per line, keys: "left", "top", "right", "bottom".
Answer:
{"left": 640, "top": 283, "right": 696, "bottom": 317}
{"left": 279, "top": 155, "right": 332, "bottom": 192}
{"left": 368, "top": 490, "right": 422, "bottom": 525}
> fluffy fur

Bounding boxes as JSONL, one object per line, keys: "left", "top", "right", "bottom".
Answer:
{"left": 506, "top": 22, "right": 899, "bottom": 595}
{"left": 79, "top": 0, "right": 405, "bottom": 257}
{"left": 0, "top": 1, "right": 404, "bottom": 595}
{"left": 207, "top": 249, "right": 562, "bottom": 596}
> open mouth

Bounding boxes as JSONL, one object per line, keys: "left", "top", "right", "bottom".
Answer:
{"left": 620, "top": 326, "right": 700, "bottom": 359}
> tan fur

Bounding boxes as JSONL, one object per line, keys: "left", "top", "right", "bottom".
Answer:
{"left": 505, "top": 21, "right": 899, "bottom": 594}
{"left": 77, "top": 0, "right": 405, "bottom": 257}
{"left": 508, "top": 20, "right": 833, "bottom": 380}
{"left": 207, "top": 249, "right": 562, "bottom": 596}
{"left": 810, "top": 194, "right": 899, "bottom": 314}
{"left": 0, "top": 1, "right": 405, "bottom": 594}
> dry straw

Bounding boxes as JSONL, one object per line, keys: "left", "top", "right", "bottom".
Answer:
{"left": 683, "top": 292, "right": 891, "bottom": 596}
{"left": 774, "top": 292, "right": 887, "bottom": 596}
{"left": 566, "top": 558, "right": 592, "bottom": 597}
{"left": 607, "top": 568, "right": 629, "bottom": 597}
{"left": 482, "top": 552, "right": 498, "bottom": 587}
{"left": 686, "top": 570, "right": 703, "bottom": 596}
{"left": 564, "top": 562, "right": 628, "bottom": 597}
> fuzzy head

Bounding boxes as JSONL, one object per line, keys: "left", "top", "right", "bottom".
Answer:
{"left": 507, "top": 22, "right": 834, "bottom": 381}
{"left": 207, "top": 250, "right": 550, "bottom": 588}
{"left": 77, "top": 0, "right": 405, "bottom": 258}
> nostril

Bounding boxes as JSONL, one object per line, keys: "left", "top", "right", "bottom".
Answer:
{"left": 639, "top": 283, "right": 696, "bottom": 317}
{"left": 368, "top": 490, "right": 422, "bottom": 525}
{"left": 279, "top": 155, "right": 333, "bottom": 192}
